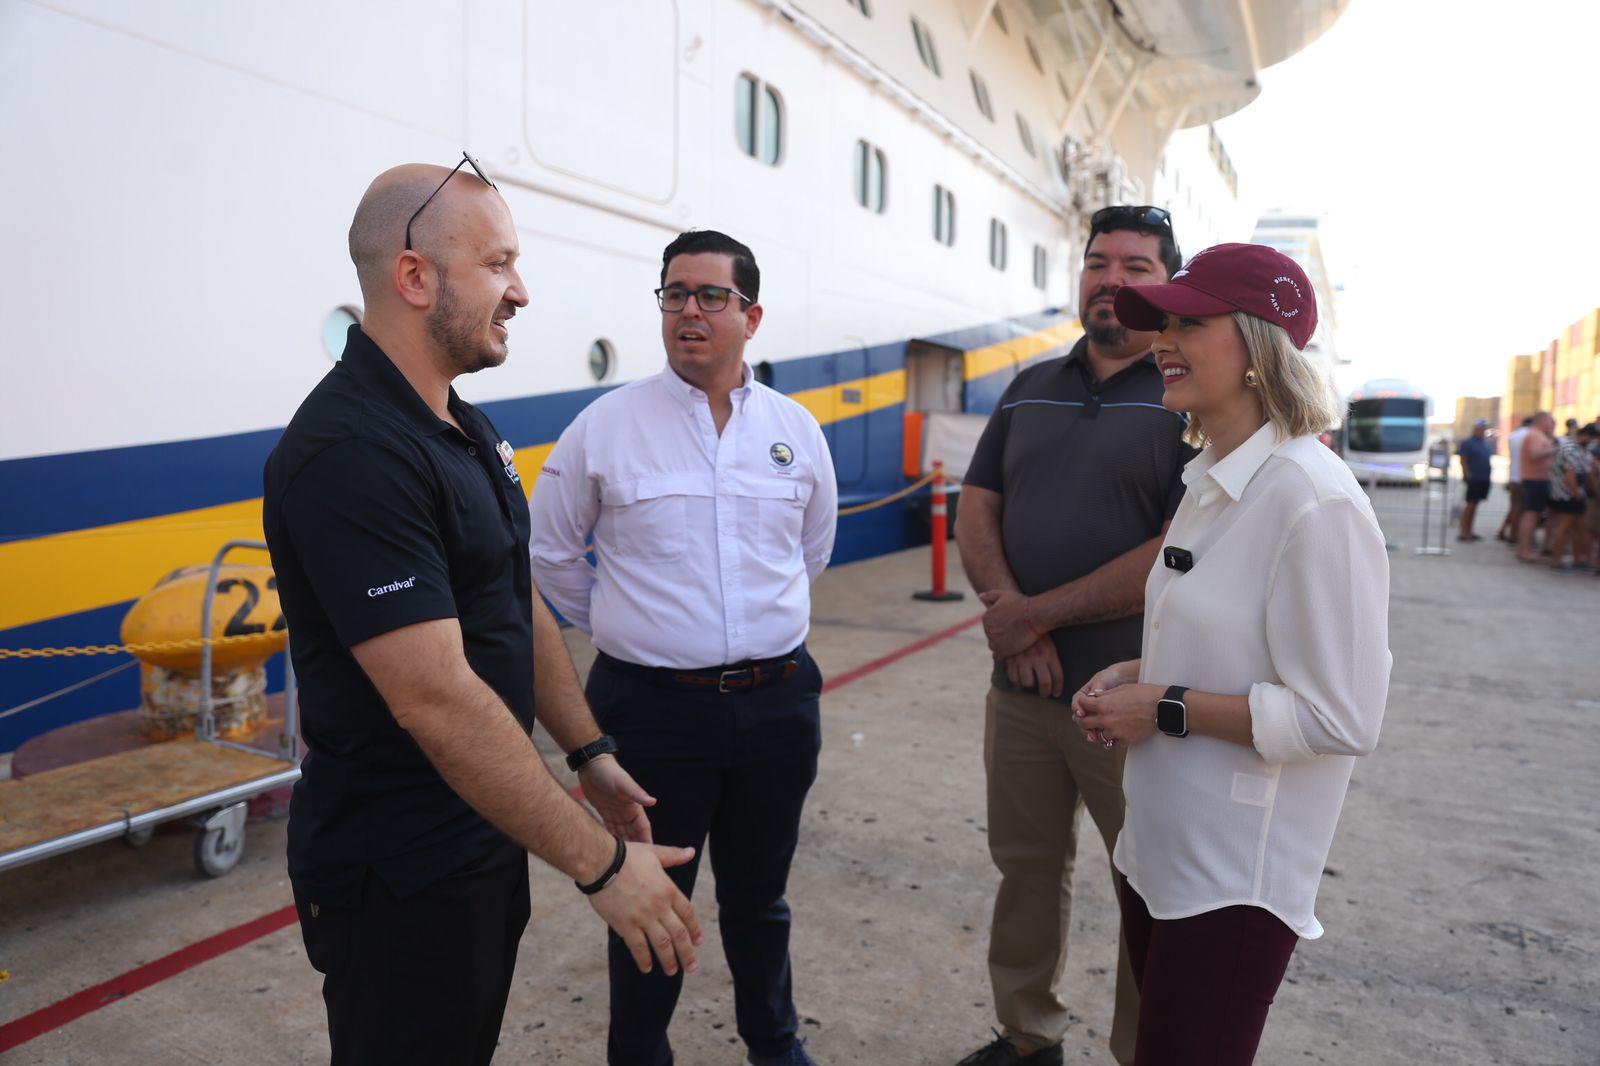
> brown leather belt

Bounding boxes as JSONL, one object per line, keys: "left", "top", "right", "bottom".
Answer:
{"left": 672, "top": 661, "right": 799, "bottom": 693}
{"left": 596, "top": 650, "right": 802, "bottom": 694}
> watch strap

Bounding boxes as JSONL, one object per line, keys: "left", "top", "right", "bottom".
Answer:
{"left": 566, "top": 734, "right": 619, "bottom": 772}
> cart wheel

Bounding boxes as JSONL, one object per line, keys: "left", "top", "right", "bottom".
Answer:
{"left": 193, "top": 801, "right": 248, "bottom": 878}
{"left": 124, "top": 825, "right": 155, "bottom": 848}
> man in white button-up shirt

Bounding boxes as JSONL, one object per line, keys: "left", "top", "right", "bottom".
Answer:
{"left": 529, "top": 230, "right": 835, "bottom": 1066}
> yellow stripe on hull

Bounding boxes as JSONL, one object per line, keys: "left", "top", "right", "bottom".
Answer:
{"left": 2, "top": 320, "right": 1069, "bottom": 632}
{"left": 962, "top": 320, "right": 1084, "bottom": 381}
{"left": 0, "top": 500, "right": 269, "bottom": 632}
{"left": 787, "top": 369, "right": 908, "bottom": 426}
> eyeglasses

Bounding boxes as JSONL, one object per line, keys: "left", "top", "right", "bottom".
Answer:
{"left": 405, "top": 151, "right": 497, "bottom": 251}
{"left": 654, "top": 284, "right": 752, "bottom": 313}
{"left": 1089, "top": 205, "right": 1172, "bottom": 236}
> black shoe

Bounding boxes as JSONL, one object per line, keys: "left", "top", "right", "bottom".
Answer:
{"left": 956, "top": 1030, "right": 1064, "bottom": 1066}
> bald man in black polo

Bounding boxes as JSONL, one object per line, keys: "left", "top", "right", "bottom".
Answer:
{"left": 264, "top": 158, "right": 702, "bottom": 1064}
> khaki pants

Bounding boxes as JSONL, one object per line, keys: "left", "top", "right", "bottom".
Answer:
{"left": 983, "top": 685, "right": 1138, "bottom": 1064}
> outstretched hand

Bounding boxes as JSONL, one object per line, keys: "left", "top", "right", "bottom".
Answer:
{"left": 579, "top": 756, "right": 656, "bottom": 843}
{"left": 588, "top": 842, "right": 704, "bottom": 976}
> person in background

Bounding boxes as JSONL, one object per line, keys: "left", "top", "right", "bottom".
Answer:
{"left": 1498, "top": 416, "right": 1532, "bottom": 543}
{"left": 1073, "top": 243, "right": 1391, "bottom": 1065}
{"left": 1516, "top": 412, "right": 1557, "bottom": 562}
{"left": 1457, "top": 419, "right": 1492, "bottom": 541}
{"left": 954, "top": 205, "right": 1195, "bottom": 1066}
{"left": 1585, "top": 424, "right": 1600, "bottom": 568}
{"left": 1547, "top": 422, "right": 1596, "bottom": 570}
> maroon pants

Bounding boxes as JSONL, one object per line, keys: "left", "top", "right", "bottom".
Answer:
{"left": 1117, "top": 876, "right": 1299, "bottom": 1065}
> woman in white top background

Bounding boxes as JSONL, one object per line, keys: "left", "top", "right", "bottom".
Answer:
{"left": 1070, "top": 243, "right": 1392, "bottom": 1064}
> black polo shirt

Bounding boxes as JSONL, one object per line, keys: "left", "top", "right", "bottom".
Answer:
{"left": 966, "top": 337, "right": 1197, "bottom": 700}
{"left": 263, "top": 326, "right": 535, "bottom": 905}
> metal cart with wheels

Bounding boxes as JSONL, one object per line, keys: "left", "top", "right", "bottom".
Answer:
{"left": 0, "top": 541, "right": 301, "bottom": 878}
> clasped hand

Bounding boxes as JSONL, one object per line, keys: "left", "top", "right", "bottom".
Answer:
{"left": 1070, "top": 660, "right": 1160, "bottom": 749}
{"left": 977, "top": 589, "right": 1065, "bottom": 697}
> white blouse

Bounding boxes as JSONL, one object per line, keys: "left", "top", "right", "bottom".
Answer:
{"left": 1113, "top": 423, "right": 1392, "bottom": 939}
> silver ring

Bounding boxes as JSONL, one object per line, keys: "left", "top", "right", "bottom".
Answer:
{"left": 1102, "top": 736, "right": 1115, "bottom": 749}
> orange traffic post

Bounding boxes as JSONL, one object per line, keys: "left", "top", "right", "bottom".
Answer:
{"left": 913, "top": 461, "right": 965, "bottom": 602}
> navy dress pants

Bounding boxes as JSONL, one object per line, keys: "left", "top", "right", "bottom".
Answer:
{"left": 586, "top": 648, "right": 823, "bottom": 1066}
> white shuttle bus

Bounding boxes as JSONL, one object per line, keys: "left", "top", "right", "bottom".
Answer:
{"left": 1341, "top": 379, "right": 1433, "bottom": 484}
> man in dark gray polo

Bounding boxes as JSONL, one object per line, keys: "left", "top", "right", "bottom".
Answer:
{"left": 954, "top": 207, "right": 1195, "bottom": 1066}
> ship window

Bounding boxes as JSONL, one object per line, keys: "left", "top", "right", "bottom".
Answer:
{"left": 322, "top": 305, "right": 361, "bottom": 361}
{"left": 854, "top": 139, "right": 888, "bottom": 213}
{"left": 736, "top": 73, "right": 784, "bottom": 165}
{"left": 1032, "top": 245, "right": 1047, "bottom": 290}
{"left": 933, "top": 185, "right": 956, "bottom": 246}
{"left": 1026, "top": 37, "right": 1043, "bottom": 74}
{"left": 1015, "top": 113, "right": 1035, "bottom": 157}
{"left": 588, "top": 338, "right": 615, "bottom": 382}
{"left": 989, "top": 219, "right": 1008, "bottom": 271}
{"left": 992, "top": 4, "right": 1009, "bottom": 33}
{"left": 970, "top": 70, "right": 994, "bottom": 121}
{"left": 911, "top": 17, "right": 941, "bottom": 76}
{"left": 846, "top": 0, "right": 870, "bottom": 14}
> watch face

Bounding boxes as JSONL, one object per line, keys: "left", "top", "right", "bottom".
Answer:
{"left": 1156, "top": 698, "right": 1186, "bottom": 736}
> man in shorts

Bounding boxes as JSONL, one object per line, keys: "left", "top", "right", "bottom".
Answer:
{"left": 1517, "top": 412, "right": 1556, "bottom": 562}
{"left": 1457, "top": 419, "right": 1492, "bottom": 541}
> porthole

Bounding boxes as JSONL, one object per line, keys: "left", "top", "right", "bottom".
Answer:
{"left": 322, "top": 305, "right": 361, "bottom": 361}
{"left": 588, "top": 338, "right": 615, "bottom": 382}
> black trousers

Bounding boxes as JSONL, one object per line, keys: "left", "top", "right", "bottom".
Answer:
{"left": 292, "top": 842, "right": 531, "bottom": 1066}
{"left": 587, "top": 648, "right": 823, "bottom": 1066}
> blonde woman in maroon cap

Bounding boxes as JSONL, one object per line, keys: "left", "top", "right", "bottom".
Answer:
{"left": 1069, "top": 243, "right": 1393, "bottom": 1064}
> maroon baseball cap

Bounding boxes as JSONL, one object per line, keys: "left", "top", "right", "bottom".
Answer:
{"left": 1112, "top": 242, "right": 1318, "bottom": 349}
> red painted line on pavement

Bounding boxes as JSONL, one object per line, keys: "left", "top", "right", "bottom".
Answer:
{"left": 2, "top": 613, "right": 982, "bottom": 1052}
{"left": 0, "top": 904, "right": 298, "bottom": 1052}
{"left": 822, "top": 612, "right": 984, "bottom": 693}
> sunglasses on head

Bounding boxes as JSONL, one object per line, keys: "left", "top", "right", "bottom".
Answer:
{"left": 1089, "top": 205, "right": 1172, "bottom": 236}
{"left": 405, "top": 151, "right": 497, "bottom": 251}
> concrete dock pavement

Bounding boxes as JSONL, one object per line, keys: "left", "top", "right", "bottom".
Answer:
{"left": 0, "top": 483, "right": 1595, "bottom": 1063}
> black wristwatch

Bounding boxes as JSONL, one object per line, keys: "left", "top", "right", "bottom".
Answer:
{"left": 566, "top": 734, "right": 619, "bottom": 772}
{"left": 1156, "top": 686, "right": 1190, "bottom": 738}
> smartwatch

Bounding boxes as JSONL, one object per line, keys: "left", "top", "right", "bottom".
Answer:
{"left": 566, "top": 734, "right": 619, "bottom": 772}
{"left": 1156, "top": 686, "right": 1190, "bottom": 738}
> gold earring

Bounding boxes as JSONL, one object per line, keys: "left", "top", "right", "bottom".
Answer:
{"left": 1244, "top": 369, "right": 1259, "bottom": 388}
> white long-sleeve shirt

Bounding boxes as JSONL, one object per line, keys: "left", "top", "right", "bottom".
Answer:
{"left": 528, "top": 365, "right": 837, "bottom": 668}
{"left": 1115, "top": 424, "right": 1392, "bottom": 939}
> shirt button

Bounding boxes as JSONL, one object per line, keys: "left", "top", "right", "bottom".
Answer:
{"left": 468, "top": 446, "right": 477, "bottom": 456}
{"left": 1152, "top": 622, "right": 1160, "bottom": 630}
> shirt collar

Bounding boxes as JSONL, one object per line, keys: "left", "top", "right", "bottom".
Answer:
{"left": 339, "top": 325, "right": 460, "bottom": 438}
{"left": 1182, "top": 420, "right": 1283, "bottom": 502}
{"left": 660, "top": 362, "right": 753, "bottom": 406}
{"left": 1060, "top": 337, "right": 1157, "bottom": 388}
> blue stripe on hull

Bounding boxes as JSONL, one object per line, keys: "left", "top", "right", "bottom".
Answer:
{"left": 1, "top": 311, "right": 1066, "bottom": 750}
